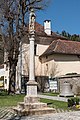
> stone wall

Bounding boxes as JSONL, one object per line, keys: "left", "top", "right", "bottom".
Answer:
{"left": 57, "top": 74, "right": 80, "bottom": 95}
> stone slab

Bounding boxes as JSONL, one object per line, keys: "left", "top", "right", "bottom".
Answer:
{"left": 14, "top": 107, "right": 55, "bottom": 116}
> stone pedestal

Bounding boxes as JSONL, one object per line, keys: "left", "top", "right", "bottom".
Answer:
{"left": 13, "top": 80, "right": 55, "bottom": 116}
{"left": 13, "top": 96, "right": 55, "bottom": 116}
{"left": 27, "top": 80, "right": 38, "bottom": 96}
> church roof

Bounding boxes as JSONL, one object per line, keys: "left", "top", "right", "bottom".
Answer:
{"left": 35, "top": 22, "right": 66, "bottom": 39}
{"left": 34, "top": 22, "right": 67, "bottom": 45}
{"left": 40, "top": 39, "right": 80, "bottom": 57}
{"left": 22, "top": 22, "right": 66, "bottom": 44}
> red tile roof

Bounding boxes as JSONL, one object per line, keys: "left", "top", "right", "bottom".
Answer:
{"left": 40, "top": 39, "right": 80, "bottom": 57}
{"left": 35, "top": 22, "right": 44, "bottom": 33}
{"left": 23, "top": 22, "right": 66, "bottom": 44}
{"left": 25, "top": 22, "right": 80, "bottom": 57}
{"left": 35, "top": 22, "right": 66, "bottom": 39}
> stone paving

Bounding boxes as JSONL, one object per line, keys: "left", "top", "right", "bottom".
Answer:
{"left": 0, "top": 107, "right": 16, "bottom": 120}
{"left": 0, "top": 107, "right": 73, "bottom": 120}
{"left": 0, "top": 107, "right": 80, "bottom": 120}
{"left": 38, "top": 94, "right": 68, "bottom": 102}
{"left": 20, "top": 111, "right": 80, "bottom": 120}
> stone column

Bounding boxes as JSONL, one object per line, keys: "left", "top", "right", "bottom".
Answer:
{"left": 26, "top": 8, "right": 37, "bottom": 97}
{"left": 13, "top": 8, "right": 55, "bottom": 116}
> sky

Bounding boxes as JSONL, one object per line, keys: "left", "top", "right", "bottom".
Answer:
{"left": 36, "top": 0, "right": 80, "bottom": 35}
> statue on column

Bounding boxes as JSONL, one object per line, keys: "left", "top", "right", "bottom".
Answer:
{"left": 29, "top": 8, "right": 36, "bottom": 34}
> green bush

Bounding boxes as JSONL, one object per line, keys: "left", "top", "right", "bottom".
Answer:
{"left": 68, "top": 99, "right": 72, "bottom": 107}
{"left": 68, "top": 98, "right": 80, "bottom": 107}
{"left": 75, "top": 98, "right": 79, "bottom": 105}
{"left": 71, "top": 98, "right": 75, "bottom": 106}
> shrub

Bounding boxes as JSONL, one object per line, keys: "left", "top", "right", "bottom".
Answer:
{"left": 71, "top": 98, "right": 75, "bottom": 106}
{"left": 67, "top": 98, "right": 80, "bottom": 107}
{"left": 75, "top": 98, "right": 79, "bottom": 105}
{"left": 68, "top": 99, "right": 72, "bottom": 107}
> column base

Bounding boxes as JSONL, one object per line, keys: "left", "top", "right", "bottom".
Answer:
{"left": 13, "top": 80, "right": 55, "bottom": 116}
{"left": 27, "top": 80, "right": 38, "bottom": 96}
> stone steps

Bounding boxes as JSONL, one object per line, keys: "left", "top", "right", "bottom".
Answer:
{"left": 29, "top": 107, "right": 55, "bottom": 115}
{"left": 18, "top": 102, "right": 47, "bottom": 109}
{"left": 13, "top": 96, "right": 56, "bottom": 116}
{"left": 14, "top": 105, "right": 56, "bottom": 116}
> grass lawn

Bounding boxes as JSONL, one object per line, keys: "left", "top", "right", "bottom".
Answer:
{"left": 0, "top": 94, "right": 25, "bottom": 107}
{"left": 0, "top": 94, "right": 68, "bottom": 110}
{"left": 40, "top": 98, "right": 68, "bottom": 110}
{"left": 41, "top": 92, "right": 59, "bottom": 96}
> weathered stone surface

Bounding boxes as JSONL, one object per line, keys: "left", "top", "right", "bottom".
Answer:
{"left": 17, "top": 101, "right": 47, "bottom": 110}
{"left": 14, "top": 107, "right": 55, "bottom": 116}
{"left": 24, "top": 96, "right": 40, "bottom": 103}
{"left": 27, "top": 81, "right": 38, "bottom": 96}
{"left": 13, "top": 96, "right": 56, "bottom": 116}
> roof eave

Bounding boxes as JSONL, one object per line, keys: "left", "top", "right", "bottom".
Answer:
{"left": 39, "top": 52, "right": 80, "bottom": 59}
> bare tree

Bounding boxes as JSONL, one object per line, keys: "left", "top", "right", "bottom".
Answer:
{"left": 0, "top": 0, "right": 51, "bottom": 94}
{"left": 0, "top": 35, "right": 4, "bottom": 64}
{"left": 23, "top": 47, "right": 29, "bottom": 76}
{"left": 49, "top": 62, "right": 60, "bottom": 78}
{"left": 1, "top": 0, "right": 21, "bottom": 94}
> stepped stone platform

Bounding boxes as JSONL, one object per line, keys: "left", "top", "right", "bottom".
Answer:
{"left": 13, "top": 96, "right": 55, "bottom": 116}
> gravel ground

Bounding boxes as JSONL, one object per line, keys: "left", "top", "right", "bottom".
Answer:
{"left": 20, "top": 111, "right": 80, "bottom": 120}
